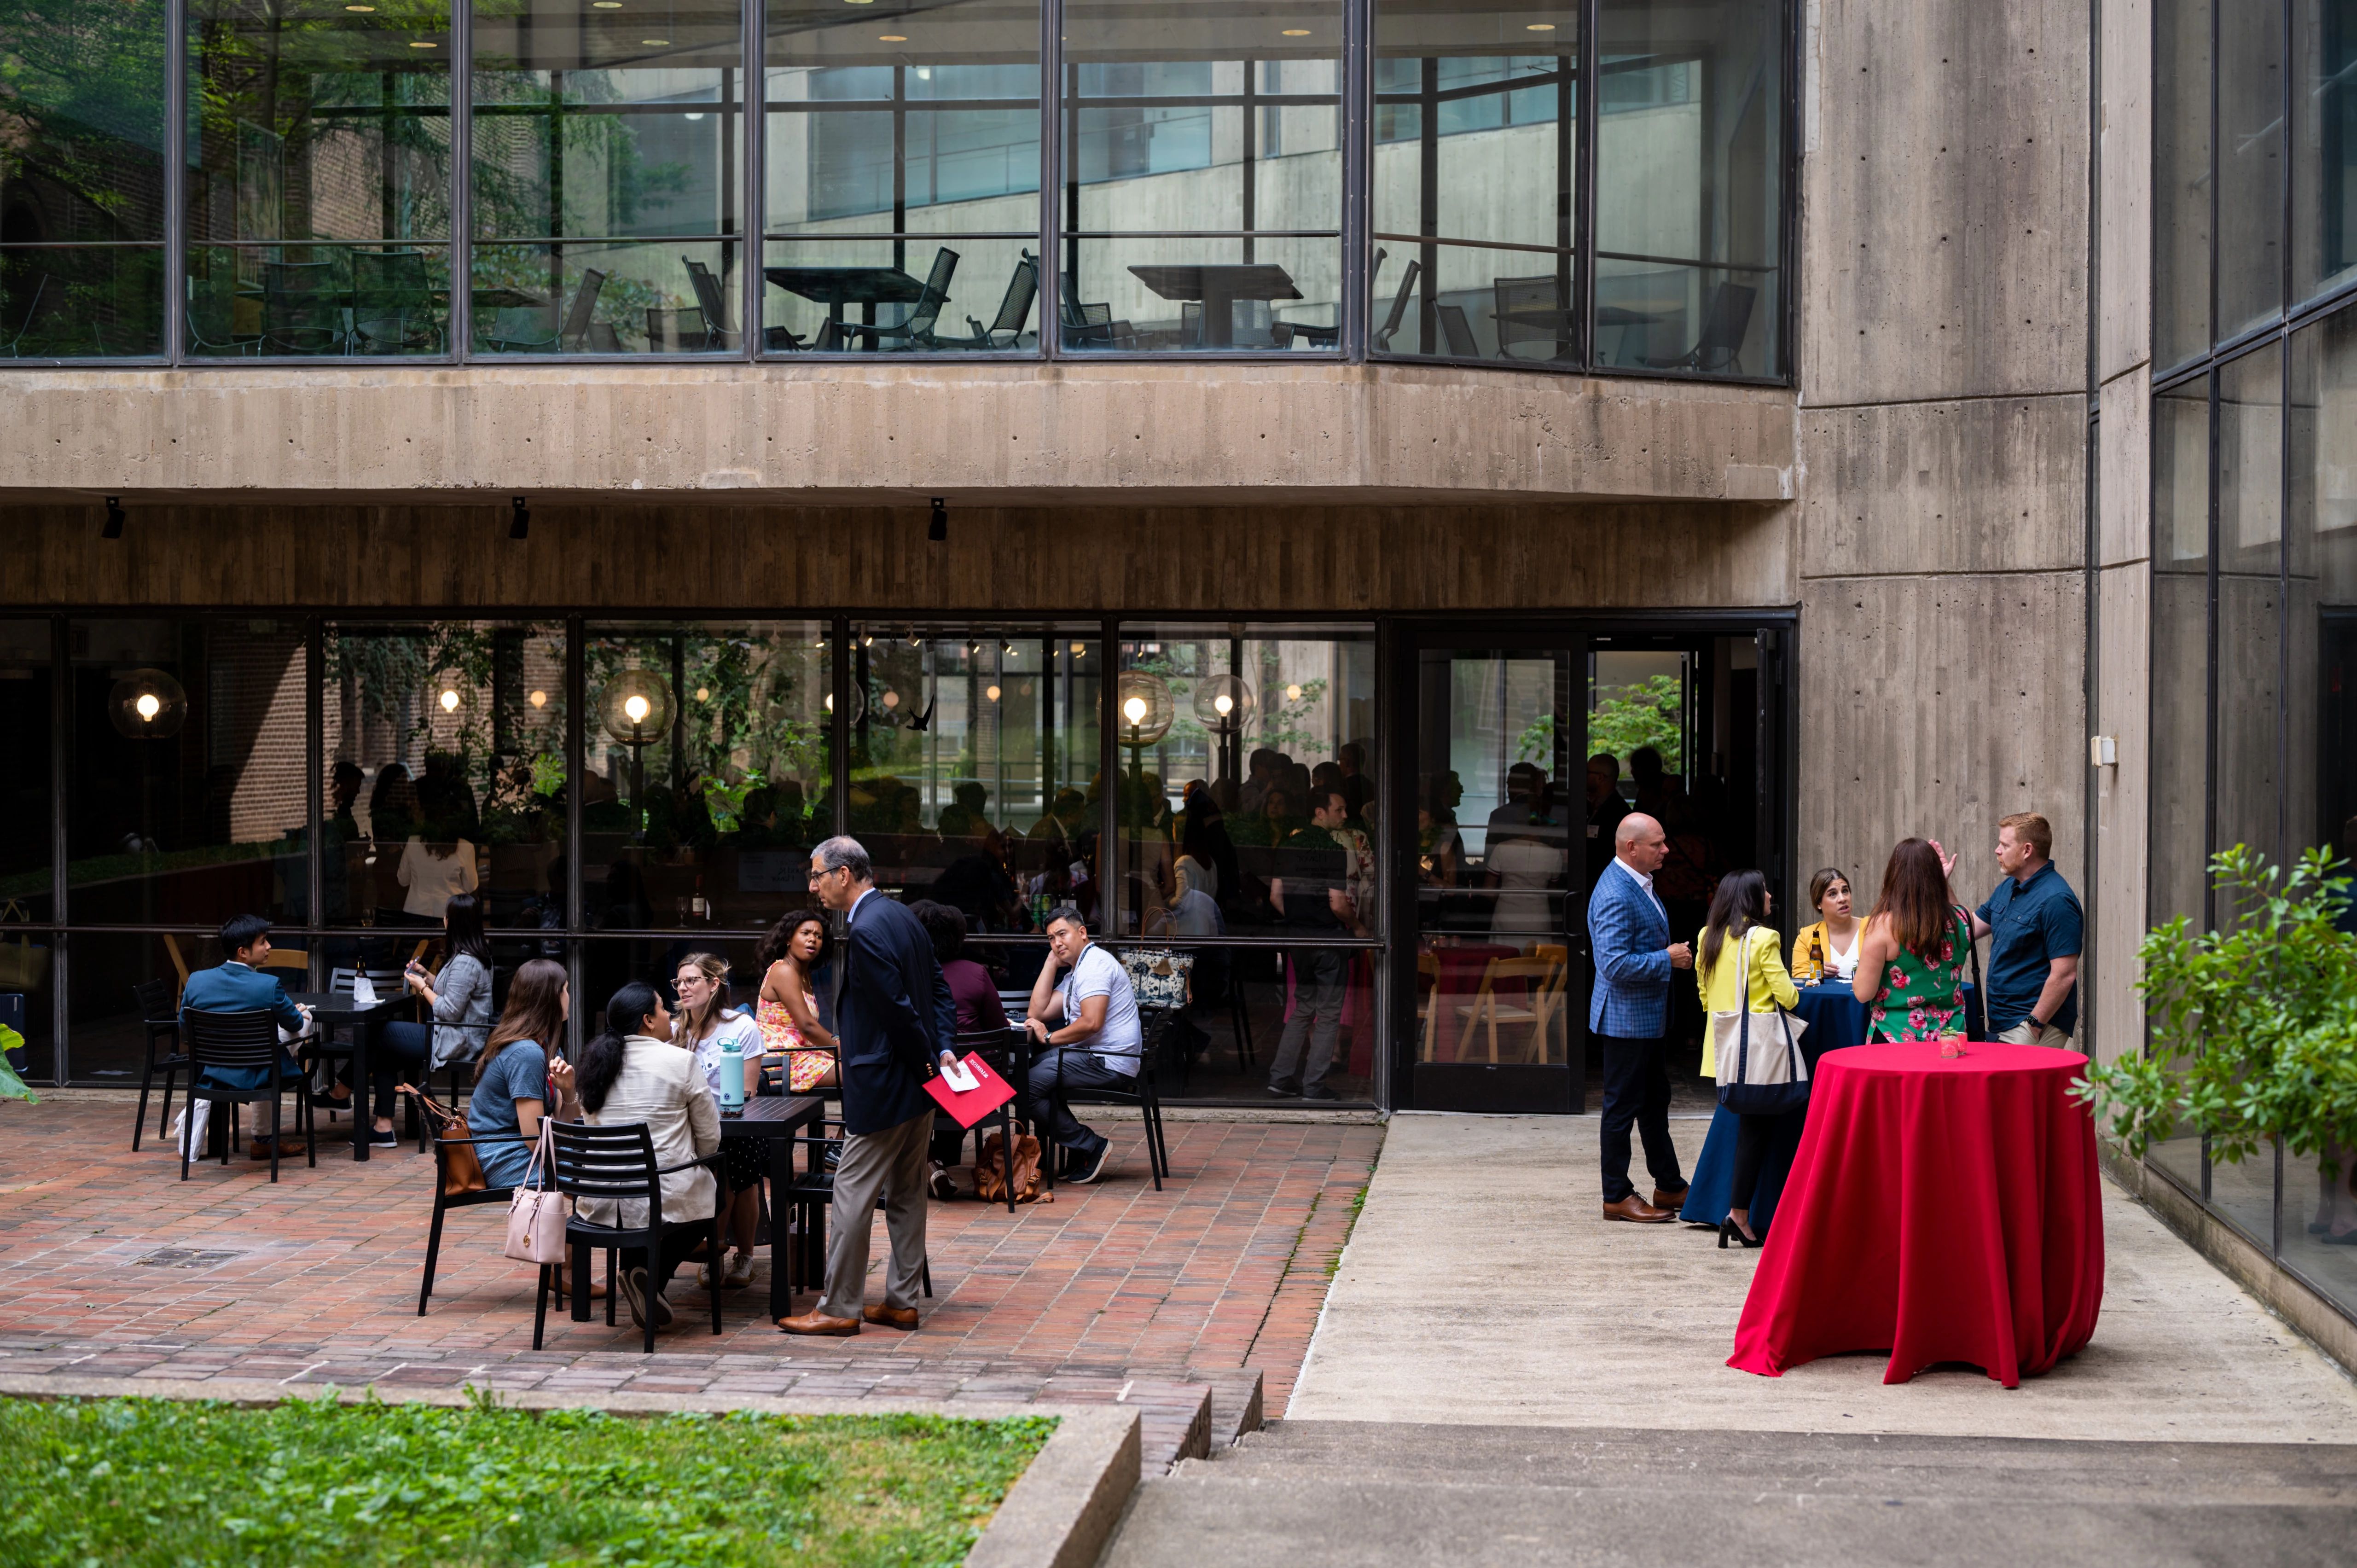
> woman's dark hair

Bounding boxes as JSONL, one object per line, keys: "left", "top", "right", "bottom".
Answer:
{"left": 442, "top": 892, "right": 490, "bottom": 968}
{"left": 756, "top": 907, "right": 833, "bottom": 977}
{"left": 481, "top": 958, "right": 568, "bottom": 1080}
{"left": 577, "top": 981, "right": 662, "bottom": 1115}
{"left": 1870, "top": 838, "right": 1955, "bottom": 962}
{"left": 1807, "top": 866, "right": 1851, "bottom": 913}
{"left": 1700, "top": 869, "right": 1770, "bottom": 976}
{"left": 910, "top": 899, "right": 967, "bottom": 964}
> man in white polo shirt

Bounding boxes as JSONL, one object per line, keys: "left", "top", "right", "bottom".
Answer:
{"left": 1022, "top": 905, "right": 1142, "bottom": 1185}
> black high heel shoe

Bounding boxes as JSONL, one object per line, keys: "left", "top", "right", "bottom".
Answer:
{"left": 1718, "top": 1218, "right": 1761, "bottom": 1249}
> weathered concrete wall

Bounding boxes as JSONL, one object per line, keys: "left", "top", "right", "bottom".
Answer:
{"left": 0, "top": 499, "right": 1796, "bottom": 614}
{"left": 0, "top": 362, "right": 1796, "bottom": 509}
{"left": 1795, "top": 0, "right": 2093, "bottom": 981}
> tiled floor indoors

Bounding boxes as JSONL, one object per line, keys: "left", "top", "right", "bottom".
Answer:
{"left": 0, "top": 1094, "right": 1380, "bottom": 1470}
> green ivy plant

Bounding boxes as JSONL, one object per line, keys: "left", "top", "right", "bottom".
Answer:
{"left": 2076, "top": 845, "right": 2357, "bottom": 1174}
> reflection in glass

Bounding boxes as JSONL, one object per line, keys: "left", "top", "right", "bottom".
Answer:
{"left": 2151, "top": 377, "right": 2212, "bottom": 944}
{"left": 186, "top": 0, "right": 454, "bottom": 358}
{"left": 63, "top": 930, "right": 187, "bottom": 1085}
{"left": 2282, "top": 1149, "right": 2357, "bottom": 1314}
{"left": 322, "top": 622, "right": 565, "bottom": 932}
{"left": 763, "top": 0, "right": 1041, "bottom": 353}
{"left": 1370, "top": 0, "right": 1575, "bottom": 361}
{"left": 1059, "top": 0, "right": 1344, "bottom": 351}
{"left": 0, "top": 0, "right": 168, "bottom": 357}
{"left": 2297, "top": 0, "right": 2357, "bottom": 304}
{"left": 472, "top": 0, "right": 745, "bottom": 354}
{"left": 2219, "top": 0, "right": 2285, "bottom": 341}
{"left": 2155, "top": 0, "right": 2214, "bottom": 369}
{"left": 0, "top": 620, "right": 52, "bottom": 902}
{"left": 1591, "top": 0, "right": 1782, "bottom": 376}
{"left": 2217, "top": 347, "right": 2284, "bottom": 886}
{"left": 584, "top": 622, "right": 830, "bottom": 932}
{"left": 67, "top": 621, "right": 309, "bottom": 929}
{"left": 851, "top": 626, "right": 1102, "bottom": 933}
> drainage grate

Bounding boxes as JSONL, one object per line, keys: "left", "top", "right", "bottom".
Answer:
{"left": 133, "top": 1248, "right": 243, "bottom": 1270}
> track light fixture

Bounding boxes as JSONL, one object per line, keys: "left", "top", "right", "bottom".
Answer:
{"left": 102, "top": 496, "right": 125, "bottom": 540}
{"left": 928, "top": 495, "right": 947, "bottom": 542}
{"left": 510, "top": 495, "right": 530, "bottom": 540}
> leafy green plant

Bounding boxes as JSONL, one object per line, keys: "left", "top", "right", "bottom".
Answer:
{"left": 1588, "top": 673, "right": 1683, "bottom": 771}
{"left": 2077, "top": 845, "right": 2357, "bottom": 1173}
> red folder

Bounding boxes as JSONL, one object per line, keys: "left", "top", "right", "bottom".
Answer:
{"left": 923, "top": 1052, "right": 1017, "bottom": 1128}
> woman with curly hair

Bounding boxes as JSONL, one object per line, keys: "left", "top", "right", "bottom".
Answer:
{"left": 1851, "top": 838, "right": 1974, "bottom": 1042}
{"left": 755, "top": 908, "right": 841, "bottom": 1093}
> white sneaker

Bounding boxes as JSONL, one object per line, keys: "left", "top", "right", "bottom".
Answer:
{"left": 722, "top": 1251, "right": 757, "bottom": 1289}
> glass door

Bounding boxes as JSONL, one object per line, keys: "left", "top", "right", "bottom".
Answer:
{"left": 1399, "top": 637, "right": 1586, "bottom": 1113}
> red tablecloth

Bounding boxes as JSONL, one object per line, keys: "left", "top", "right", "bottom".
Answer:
{"left": 1727, "top": 1041, "right": 2103, "bottom": 1387}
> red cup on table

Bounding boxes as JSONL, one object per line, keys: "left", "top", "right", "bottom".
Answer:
{"left": 1938, "top": 1034, "right": 1967, "bottom": 1059}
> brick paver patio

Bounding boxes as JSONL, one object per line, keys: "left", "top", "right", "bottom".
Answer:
{"left": 0, "top": 1096, "right": 1379, "bottom": 1469}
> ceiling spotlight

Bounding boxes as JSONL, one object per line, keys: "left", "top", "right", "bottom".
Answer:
{"left": 439, "top": 688, "right": 462, "bottom": 713}
{"left": 346, "top": 3, "right": 376, "bottom": 9}
{"left": 102, "top": 496, "right": 125, "bottom": 540}
{"left": 928, "top": 495, "right": 947, "bottom": 542}
{"left": 985, "top": 684, "right": 1002, "bottom": 702}
{"left": 529, "top": 689, "right": 548, "bottom": 708}
{"left": 642, "top": 36, "right": 670, "bottom": 45}
{"left": 1525, "top": 21, "right": 1555, "bottom": 28}
{"left": 1282, "top": 27, "right": 1311, "bottom": 35}
{"left": 1070, "top": 641, "right": 1084, "bottom": 656}
{"left": 409, "top": 39, "right": 437, "bottom": 46}
{"left": 879, "top": 33, "right": 907, "bottom": 41}
{"left": 509, "top": 494, "right": 530, "bottom": 540}
{"left": 860, "top": 631, "right": 875, "bottom": 646}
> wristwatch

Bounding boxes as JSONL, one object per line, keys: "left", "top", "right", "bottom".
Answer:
{"left": 2027, "top": 1016, "right": 2048, "bottom": 1033}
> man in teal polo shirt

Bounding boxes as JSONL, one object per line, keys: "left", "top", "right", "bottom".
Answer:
{"left": 1962, "top": 813, "right": 2083, "bottom": 1047}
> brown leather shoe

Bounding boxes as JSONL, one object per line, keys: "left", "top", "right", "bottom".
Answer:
{"left": 1651, "top": 1187, "right": 1691, "bottom": 1214}
{"left": 863, "top": 1304, "right": 920, "bottom": 1330}
{"left": 776, "top": 1310, "right": 861, "bottom": 1336}
{"left": 1602, "top": 1196, "right": 1674, "bottom": 1223}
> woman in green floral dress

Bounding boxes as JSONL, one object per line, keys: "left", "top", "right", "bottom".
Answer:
{"left": 1850, "top": 838, "right": 1973, "bottom": 1041}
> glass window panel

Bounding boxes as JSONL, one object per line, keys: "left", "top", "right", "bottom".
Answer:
{"left": 585, "top": 621, "right": 830, "bottom": 934}
{"left": 763, "top": 0, "right": 1041, "bottom": 355}
{"left": 63, "top": 930, "right": 185, "bottom": 1085}
{"left": 0, "top": 0, "right": 168, "bottom": 358}
{"left": 1371, "top": 0, "right": 1575, "bottom": 364}
{"left": 186, "top": 0, "right": 454, "bottom": 359}
{"left": 852, "top": 624, "right": 1103, "bottom": 935}
{"left": 2208, "top": 1140, "right": 2279, "bottom": 1248}
{"left": 1591, "top": 0, "right": 1782, "bottom": 377}
{"left": 0, "top": 620, "right": 53, "bottom": 917}
{"left": 2217, "top": 346, "right": 2284, "bottom": 883}
{"left": 472, "top": 0, "right": 745, "bottom": 354}
{"left": 1115, "top": 624, "right": 1376, "bottom": 941}
{"left": 322, "top": 621, "right": 565, "bottom": 931}
{"left": 1060, "top": 0, "right": 1344, "bottom": 354}
{"left": 2155, "top": 0, "right": 2214, "bottom": 370}
{"left": 2297, "top": 0, "right": 2357, "bottom": 304}
{"left": 66, "top": 620, "right": 309, "bottom": 930}
{"left": 2282, "top": 1149, "right": 2357, "bottom": 1307}
{"left": 2219, "top": 0, "right": 2286, "bottom": 340}
{"left": 2149, "top": 376, "right": 2210, "bottom": 1196}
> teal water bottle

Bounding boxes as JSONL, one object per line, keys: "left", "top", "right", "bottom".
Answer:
{"left": 718, "top": 1036, "right": 745, "bottom": 1113}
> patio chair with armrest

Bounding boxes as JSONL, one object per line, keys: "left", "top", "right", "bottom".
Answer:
{"left": 349, "top": 250, "right": 443, "bottom": 354}
{"left": 951, "top": 250, "right": 1039, "bottom": 349}
{"left": 1493, "top": 273, "right": 1568, "bottom": 360}
{"left": 486, "top": 302, "right": 560, "bottom": 353}
{"left": 1057, "top": 272, "right": 1133, "bottom": 349}
{"left": 1436, "top": 302, "right": 1481, "bottom": 357}
{"left": 534, "top": 1120, "right": 724, "bottom": 1354}
{"left": 835, "top": 246, "right": 958, "bottom": 350}
{"left": 261, "top": 259, "right": 348, "bottom": 356}
{"left": 180, "top": 1007, "right": 317, "bottom": 1183}
{"left": 1370, "top": 256, "right": 1422, "bottom": 352}
{"left": 645, "top": 305, "right": 712, "bottom": 353}
{"left": 558, "top": 267, "right": 607, "bottom": 351}
{"left": 416, "top": 1127, "right": 527, "bottom": 1314}
{"left": 682, "top": 258, "right": 741, "bottom": 350}
{"left": 1033, "top": 958, "right": 1178, "bottom": 1192}
{"left": 1635, "top": 280, "right": 1757, "bottom": 375}
{"left": 130, "top": 977, "right": 186, "bottom": 1151}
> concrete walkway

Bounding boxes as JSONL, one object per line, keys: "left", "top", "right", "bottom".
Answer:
{"left": 1288, "top": 1113, "right": 2357, "bottom": 1443}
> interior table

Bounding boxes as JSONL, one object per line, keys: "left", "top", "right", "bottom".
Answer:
{"left": 286, "top": 990, "right": 404, "bottom": 1161}
{"left": 762, "top": 265, "right": 925, "bottom": 348}
{"left": 715, "top": 1093, "right": 828, "bottom": 1320}
{"left": 1127, "top": 264, "right": 1302, "bottom": 348}
{"left": 1728, "top": 1040, "right": 2103, "bottom": 1387}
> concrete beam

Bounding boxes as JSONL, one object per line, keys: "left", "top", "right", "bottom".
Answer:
{"left": 0, "top": 362, "right": 1796, "bottom": 507}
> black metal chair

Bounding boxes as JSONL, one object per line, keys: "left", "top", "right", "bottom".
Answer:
{"left": 837, "top": 245, "right": 959, "bottom": 351}
{"left": 350, "top": 249, "right": 443, "bottom": 355}
{"left": 681, "top": 258, "right": 740, "bottom": 350}
{"left": 130, "top": 977, "right": 185, "bottom": 1151}
{"left": 1493, "top": 273, "right": 1567, "bottom": 360}
{"left": 416, "top": 1130, "right": 526, "bottom": 1315}
{"left": 1635, "top": 280, "right": 1757, "bottom": 375}
{"left": 1369, "top": 253, "right": 1422, "bottom": 353}
{"left": 1033, "top": 1010, "right": 1175, "bottom": 1193}
{"left": 944, "top": 1024, "right": 1027, "bottom": 1214}
{"left": 952, "top": 250, "right": 1039, "bottom": 349}
{"left": 180, "top": 1007, "right": 315, "bottom": 1182}
{"left": 1436, "top": 302, "right": 1482, "bottom": 357}
{"left": 261, "top": 259, "right": 348, "bottom": 356}
{"left": 534, "top": 1121, "right": 724, "bottom": 1353}
{"left": 775, "top": 1118, "right": 936, "bottom": 1301}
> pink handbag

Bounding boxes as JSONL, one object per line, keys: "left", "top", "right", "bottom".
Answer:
{"left": 503, "top": 1122, "right": 572, "bottom": 1264}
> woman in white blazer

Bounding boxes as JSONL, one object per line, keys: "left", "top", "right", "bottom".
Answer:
{"left": 567, "top": 980, "right": 721, "bottom": 1333}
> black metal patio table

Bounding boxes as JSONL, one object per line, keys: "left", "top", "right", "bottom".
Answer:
{"left": 714, "top": 1092, "right": 828, "bottom": 1319}
{"left": 762, "top": 265, "right": 926, "bottom": 348}
{"left": 286, "top": 990, "right": 403, "bottom": 1162}
{"left": 1127, "top": 263, "right": 1303, "bottom": 348}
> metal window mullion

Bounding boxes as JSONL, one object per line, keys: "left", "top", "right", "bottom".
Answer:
{"left": 306, "top": 616, "right": 324, "bottom": 976}
{"left": 164, "top": 0, "right": 187, "bottom": 366}
{"left": 1576, "top": 0, "right": 1600, "bottom": 370}
{"left": 831, "top": 616, "right": 851, "bottom": 839}
{"left": 1342, "top": 0, "right": 1368, "bottom": 360}
{"left": 2201, "top": 364, "right": 2222, "bottom": 1208}
{"left": 563, "top": 614, "right": 585, "bottom": 1053}
{"left": 746, "top": 0, "right": 765, "bottom": 361}
{"left": 451, "top": 0, "right": 474, "bottom": 364}
{"left": 1100, "top": 617, "right": 1118, "bottom": 936}
{"left": 49, "top": 615, "right": 69, "bottom": 1084}
{"left": 1041, "top": 0, "right": 1063, "bottom": 358}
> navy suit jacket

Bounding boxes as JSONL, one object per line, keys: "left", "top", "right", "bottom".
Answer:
{"left": 180, "top": 962, "right": 306, "bottom": 1088}
{"left": 836, "top": 890, "right": 954, "bottom": 1135}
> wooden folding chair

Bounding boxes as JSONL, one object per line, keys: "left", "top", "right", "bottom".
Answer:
{"left": 1458, "top": 956, "right": 1563, "bottom": 1063}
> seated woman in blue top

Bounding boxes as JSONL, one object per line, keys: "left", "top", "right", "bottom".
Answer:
{"left": 465, "top": 957, "right": 575, "bottom": 1191}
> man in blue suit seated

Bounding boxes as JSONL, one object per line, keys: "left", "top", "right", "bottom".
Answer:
{"left": 181, "top": 913, "right": 315, "bottom": 1156}
{"left": 1588, "top": 813, "right": 1694, "bottom": 1223}
{"left": 778, "top": 836, "right": 958, "bottom": 1337}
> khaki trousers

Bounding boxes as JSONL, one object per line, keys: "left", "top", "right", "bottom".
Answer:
{"left": 816, "top": 1109, "right": 932, "bottom": 1320}
{"left": 1996, "top": 1022, "right": 2074, "bottom": 1049}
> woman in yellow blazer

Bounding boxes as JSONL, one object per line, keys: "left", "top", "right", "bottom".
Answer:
{"left": 1788, "top": 867, "right": 1860, "bottom": 984}
{"left": 1695, "top": 869, "right": 1800, "bottom": 1248}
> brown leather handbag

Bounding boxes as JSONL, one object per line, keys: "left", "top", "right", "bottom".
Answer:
{"left": 399, "top": 1083, "right": 487, "bottom": 1196}
{"left": 973, "top": 1128, "right": 1046, "bottom": 1205}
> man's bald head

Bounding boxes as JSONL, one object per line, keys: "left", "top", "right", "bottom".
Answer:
{"left": 1616, "top": 812, "right": 1669, "bottom": 874}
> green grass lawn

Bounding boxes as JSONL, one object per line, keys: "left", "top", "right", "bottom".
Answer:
{"left": 0, "top": 1394, "right": 1053, "bottom": 1568}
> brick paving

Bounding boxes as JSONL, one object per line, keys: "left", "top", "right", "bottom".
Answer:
{"left": 0, "top": 1097, "right": 1379, "bottom": 1469}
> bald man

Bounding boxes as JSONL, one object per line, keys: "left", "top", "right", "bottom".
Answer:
{"left": 1587, "top": 812, "right": 1693, "bottom": 1222}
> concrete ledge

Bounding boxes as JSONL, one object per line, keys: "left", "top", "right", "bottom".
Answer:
{"left": 0, "top": 1372, "right": 1142, "bottom": 1568}
{"left": 2102, "top": 1144, "right": 2357, "bottom": 1379}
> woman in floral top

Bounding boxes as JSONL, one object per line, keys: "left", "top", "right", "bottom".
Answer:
{"left": 1850, "top": 838, "right": 1974, "bottom": 1041}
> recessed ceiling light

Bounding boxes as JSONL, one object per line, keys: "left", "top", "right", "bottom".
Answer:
{"left": 642, "top": 36, "right": 669, "bottom": 44}
{"left": 878, "top": 33, "right": 906, "bottom": 40}
{"left": 345, "top": 4, "right": 375, "bottom": 11}
{"left": 1525, "top": 21, "right": 1555, "bottom": 29}
{"left": 409, "top": 39, "right": 437, "bottom": 46}
{"left": 592, "top": 2, "right": 621, "bottom": 7}
{"left": 1281, "top": 28, "right": 1310, "bottom": 35}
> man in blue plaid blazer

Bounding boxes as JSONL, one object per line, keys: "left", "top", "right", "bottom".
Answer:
{"left": 1588, "top": 813, "right": 1693, "bottom": 1222}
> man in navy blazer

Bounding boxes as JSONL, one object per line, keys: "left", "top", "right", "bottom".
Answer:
{"left": 1587, "top": 813, "right": 1694, "bottom": 1222}
{"left": 779, "top": 836, "right": 958, "bottom": 1338}
{"left": 179, "top": 914, "right": 315, "bottom": 1157}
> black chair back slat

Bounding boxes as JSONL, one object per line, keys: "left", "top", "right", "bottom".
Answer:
{"left": 547, "top": 1122, "right": 661, "bottom": 1201}
{"left": 183, "top": 1007, "right": 286, "bottom": 1069}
